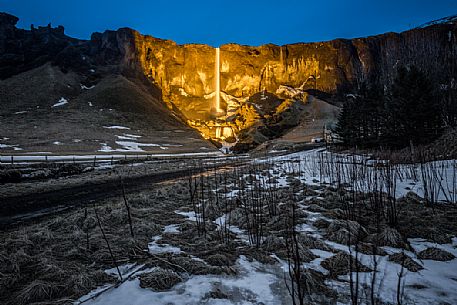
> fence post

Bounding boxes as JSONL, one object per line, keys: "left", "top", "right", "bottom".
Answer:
{"left": 11, "top": 156, "right": 13, "bottom": 165}
{"left": 93, "top": 155, "right": 96, "bottom": 167}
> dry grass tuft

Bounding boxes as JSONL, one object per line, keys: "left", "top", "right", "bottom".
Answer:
{"left": 326, "top": 220, "right": 368, "bottom": 245}
{"left": 0, "top": 194, "right": 161, "bottom": 305}
{"left": 15, "top": 280, "right": 64, "bottom": 305}
{"left": 205, "top": 254, "right": 232, "bottom": 267}
{"left": 321, "top": 252, "right": 371, "bottom": 278}
{"left": 139, "top": 268, "right": 182, "bottom": 291}
{"left": 377, "top": 227, "right": 404, "bottom": 248}
{"left": 417, "top": 247, "right": 455, "bottom": 261}
{"left": 388, "top": 252, "right": 423, "bottom": 272}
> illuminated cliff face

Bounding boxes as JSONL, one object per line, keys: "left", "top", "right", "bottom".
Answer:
{"left": 129, "top": 23, "right": 457, "bottom": 145}
{"left": 133, "top": 35, "right": 350, "bottom": 122}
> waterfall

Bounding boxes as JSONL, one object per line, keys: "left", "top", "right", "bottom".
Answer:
{"left": 215, "top": 47, "right": 221, "bottom": 112}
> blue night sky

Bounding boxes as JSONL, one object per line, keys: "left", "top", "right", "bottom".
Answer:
{"left": 1, "top": 0, "right": 456, "bottom": 46}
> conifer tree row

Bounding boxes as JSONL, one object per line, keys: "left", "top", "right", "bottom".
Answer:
{"left": 335, "top": 66, "right": 451, "bottom": 148}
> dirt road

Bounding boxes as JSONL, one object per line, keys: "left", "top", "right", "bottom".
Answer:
{"left": 0, "top": 163, "right": 239, "bottom": 228}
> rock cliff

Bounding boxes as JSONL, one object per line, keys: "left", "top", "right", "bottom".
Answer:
{"left": 130, "top": 22, "right": 457, "bottom": 121}
{"left": 1, "top": 12, "right": 456, "bottom": 150}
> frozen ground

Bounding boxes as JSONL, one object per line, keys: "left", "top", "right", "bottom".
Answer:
{"left": 266, "top": 149, "right": 457, "bottom": 203}
{"left": 3, "top": 148, "right": 456, "bottom": 305}
{"left": 77, "top": 256, "right": 286, "bottom": 305}
{"left": 74, "top": 149, "right": 457, "bottom": 305}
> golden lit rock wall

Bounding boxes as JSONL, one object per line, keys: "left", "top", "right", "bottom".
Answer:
{"left": 129, "top": 22, "right": 457, "bottom": 122}
{"left": 132, "top": 33, "right": 361, "bottom": 120}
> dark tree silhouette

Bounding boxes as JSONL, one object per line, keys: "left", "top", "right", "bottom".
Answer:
{"left": 385, "top": 66, "right": 442, "bottom": 147}
{"left": 336, "top": 66, "right": 443, "bottom": 148}
{"left": 335, "top": 83, "right": 386, "bottom": 147}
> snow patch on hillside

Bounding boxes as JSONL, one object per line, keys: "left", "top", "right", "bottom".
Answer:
{"left": 81, "top": 84, "right": 95, "bottom": 90}
{"left": 51, "top": 97, "right": 68, "bottom": 108}
{"left": 416, "top": 14, "right": 457, "bottom": 28}
{"left": 103, "top": 125, "right": 131, "bottom": 130}
{"left": 0, "top": 143, "right": 23, "bottom": 151}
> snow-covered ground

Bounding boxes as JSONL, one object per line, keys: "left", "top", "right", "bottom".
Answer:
{"left": 116, "top": 134, "right": 142, "bottom": 141}
{"left": 96, "top": 133, "right": 186, "bottom": 152}
{"left": 81, "top": 84, "right": 96, "bottom": 90}
{"left": 148, "top": 236, "right": 182, "bottom": 255}
{"left": 79, "top": 195, "right": 457, "bottom": 305}
{"left": 265, "top": 149, "right": 457, "bottom": 203}
{"left": 64, "top": 148, "right": 457, "bottom": 304}
{"left": 324, "top": 237, "right": 457, "bottom": 305}
{"left": 76, "top": 256, "right": 285, "bottom": 305}
{"left": 99, "top": 141, "right": 162, "bottom": 152}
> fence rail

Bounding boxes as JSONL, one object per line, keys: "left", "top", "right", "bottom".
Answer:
{"left": 0, "top": 151, "right": 227, "bottom": 165}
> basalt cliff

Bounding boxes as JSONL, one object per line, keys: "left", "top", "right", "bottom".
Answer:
{"left": 1, "top": 12, "right": 456, "bottom": 151}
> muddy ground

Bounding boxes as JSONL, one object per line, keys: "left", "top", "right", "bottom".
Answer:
{"left": 0, "top": 156, "right": 246, "bottom": 226}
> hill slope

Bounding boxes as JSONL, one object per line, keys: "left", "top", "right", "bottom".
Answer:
{"left": 0, "top": 63, "right": 215, "bottom": 154}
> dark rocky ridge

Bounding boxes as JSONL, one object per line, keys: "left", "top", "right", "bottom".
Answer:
{"left": 0, "top": 13, "right": 81, "bottom": 78}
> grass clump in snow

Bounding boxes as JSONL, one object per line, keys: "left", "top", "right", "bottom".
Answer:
{"left": 326, "top": 220, "right": 368, "bottom": 245}
{"left": 417, "top": 247, "right": 456, "bottom": 261}
{"left": 388, "top": 252, "right": 423, "bottom": 272}
{"left": 139, "top": 268, "right": 182, "bottom": 291}
{"left": 321, "top": 252, "right": 371, "bottom": 278}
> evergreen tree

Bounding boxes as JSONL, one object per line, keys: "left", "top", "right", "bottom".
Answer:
{"left": 335, "top": 95, "right": 358, "bottom": 146}
{"left": 335, "top": 83, "right": 385, "bottom": 147}
{"left": 385, "top": 66, "right": 442, "bottom": 147}
{"left": 358, "top": 83, "right": 386, "bottom": 146}
{"left": 335, "top": 67, "right": 443, "bottom": 148}
{"left": 441, "top": 85, "right": 457, "bottom": 128}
